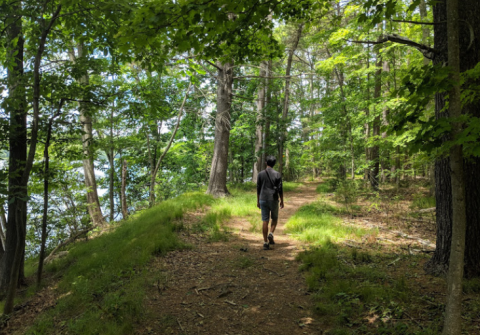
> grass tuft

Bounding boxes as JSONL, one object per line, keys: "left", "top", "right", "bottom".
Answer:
{"left": 285, "top": 202, "right": 368, "bottom": 244}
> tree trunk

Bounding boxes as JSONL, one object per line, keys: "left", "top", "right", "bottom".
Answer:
{"left": 37, "top": 110, "right": 60, "bottom": 287}
{"left": 0, "top": 6, "right": 27, "bottom": 297}
{"left": 380, "top": 61, "right": 390, "bottom": 183}
{"left": 370, "top": 43, "right": 382, "bottom": 191}
{"left": 252, "top": 62, "right": 266, "bottom": 182}
{"left": 0, "top": 204, "right": 6, "bottom": 261}
{"left": 278, "top": 24, "right": 303, "bottom": 175}
{"left": 426, "top": 0, "right": 480, "bottom": 278}
{"left": 364, "top": 51, "right": 371, "bottom": 183}
{"left": 261, "top": 60, "right": 273, "bottom": 169}
{"left": 207, "top": 61, "right": 234, "bottom": 197}
{"left": 121, "top": 159, "right": 128, "bottom": 219}
{"left": 70, "top": 43, "right": 104, "bottom": 226}
{"left": 149, "top": 82, "right": 191, "bottom": 207}
{"left": 108, "top": 109, "right": 115, "bottom": 222}
{"left": 442, "top": 0, "right": 466, "bottom": 333}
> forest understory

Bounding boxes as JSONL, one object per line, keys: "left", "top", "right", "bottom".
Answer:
{"left": 1, "top": 179, "right": 479, "bottom": 334}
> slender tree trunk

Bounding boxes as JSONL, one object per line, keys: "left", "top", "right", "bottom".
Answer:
{"left": 0, "top": 205, "right": 6, "bottom": 261}
{"left": 278, "top": 24, "right": 303, "bottom": 175}
{"left": 380, "top": 61, "right": 390, "bottom": 183}
{"left": 364, "top": 51, "right": 371, "bottom": 183}
{"left": 121, "top": 159, "right": 128, "bottom": 219}
{"left": 442, "top": 0, "right": 466, "bottom": 333}
{"left": 420, "top": 0, "right": 436, "bottom": 196}
{"left": 108, "top": 108, "right": 115, "bottom": 222}
{"left": 370, "top": 43, "right": 382, "bottom": 191}
{"left": 69, "top": 43, "right": 104, "bottom": 226}
{"left": 252, "top": 62, "right": 266, "bottom": 182}
{"left": 261, "top": 60, "right": 273, "bottom": 168}
{"left": 150, "top": 82, "right": 192, "bottom": 206}
{"left": 37, "top": 105, "right": 62, "bottom": 288}
{"left": 207, "top": 62, "right": 234, "bottom": 197}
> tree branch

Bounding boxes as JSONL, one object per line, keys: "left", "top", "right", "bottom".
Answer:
{"left": 391, "top": 19, "right": 438, "bottom": 25}
{"left": 350, "top": 34, "right": 437, "bottom": 60}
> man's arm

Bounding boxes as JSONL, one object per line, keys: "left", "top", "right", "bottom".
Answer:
{"left": 278, "top": 175, "right": 284, "bottom": 209}
{"left": 257, "top": 173, "right": 262, "bottom": 208}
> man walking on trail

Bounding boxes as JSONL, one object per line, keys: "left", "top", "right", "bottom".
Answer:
{"left": 257, "top": 155, "right": 284, "bottom": 250}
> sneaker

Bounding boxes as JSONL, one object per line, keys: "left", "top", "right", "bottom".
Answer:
{"left": 263, "top": 242, "right": 269, "bottom": 250}
{"left": 268, "top": 233, "right": 275, "bottom": 245}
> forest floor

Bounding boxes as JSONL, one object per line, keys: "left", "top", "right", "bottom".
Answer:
{"left": 2, "top": 180, "right": 480, "bottom": 334}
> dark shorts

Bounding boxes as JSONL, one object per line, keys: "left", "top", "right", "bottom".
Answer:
{"left": 260, "top": 199, "right": 279, "bottom": 222}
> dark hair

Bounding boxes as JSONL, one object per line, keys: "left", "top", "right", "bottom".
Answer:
{"left": 266, "top": 155, "right": 276, "bottom": 167}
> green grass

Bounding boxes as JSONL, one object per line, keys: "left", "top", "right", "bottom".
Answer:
{"left": 297, "top": 246, "right": 442, "bottom": 334}
{"left": 284, "top": 202, "right": 368, "bottom": 244}
{"left": 26, "top": 192, "right": 213, "bottom": 335}
{"left": 410, "top": 193, "right": 436, "bottom": 210}
{"left": 283, "top": 182, "right": 302, "bottom": 192}
{"left": 316, "top": 183, "right": 334, "bottom": 193}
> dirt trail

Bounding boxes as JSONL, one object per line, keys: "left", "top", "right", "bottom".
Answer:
{"left": 142, "top": 183, "right": 322, "bottom": 335}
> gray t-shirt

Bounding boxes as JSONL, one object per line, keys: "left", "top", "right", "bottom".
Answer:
{"left": 257, "top": 168, "right": 283, "bottom": 201}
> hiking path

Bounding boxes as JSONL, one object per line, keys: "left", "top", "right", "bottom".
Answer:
{"left": 142, "top": 182, "right": 322, "bottom": 335}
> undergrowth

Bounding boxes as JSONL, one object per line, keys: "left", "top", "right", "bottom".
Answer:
{"left": 26, "top": 192, "right": 213, "bottom": 335}
{"left": 296, "top": 245, "right": 444, "bottom": 334}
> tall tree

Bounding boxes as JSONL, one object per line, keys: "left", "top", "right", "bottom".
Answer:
{"left": 442, "top": 0, "right": 466, "bottom": 332}
{"left": 207, "top": 61, "right": 234, "bottom": 196}
{"left": 252, "top": 62, "right": 267, "bottom": 182}
{"left": 69, "top": 42, "right": 105, "bottom": 226}
{"left": 0, "top": 1, "right": 27, "bottom": 296}
{"left": 278, "top": 23, "right": 303, "bottom": 175}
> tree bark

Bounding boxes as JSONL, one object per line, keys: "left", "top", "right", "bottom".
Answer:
{"left": 0, "top": 5, "right": 27, "bottom": 297}
{"left": 426, "top": 0, "right": 480, "bottom": 278}
{"left": 252, "top": 62, "right": 266, "bottom": 182}
{"left": 207, "top": 62, "right": 234, "bottom": 197}
{"left": 442, "top": 0, "right": 466, "bottom": 333}
{"left": 278, "top": 24, "right": 303, "bottom": 175}
{"left": 121, "top": 159, "right": 128, "bottom": 219}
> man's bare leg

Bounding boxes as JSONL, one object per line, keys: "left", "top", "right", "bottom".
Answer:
{"left": 270, "top": 220, "right": 278, "bottom": 234}
{"left": 262, "top": 221, "right": 269, "bottom": 242}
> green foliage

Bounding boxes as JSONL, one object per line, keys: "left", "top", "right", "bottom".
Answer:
{"left": 285, "top": 201, "right": 368, "bottom": 244}
{"left": 26, "top": 192, "right": 213, "bottom": 334}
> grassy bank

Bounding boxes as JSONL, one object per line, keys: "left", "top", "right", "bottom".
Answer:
{"left": 25, "top": 192, "right": 213, "bottom": 334}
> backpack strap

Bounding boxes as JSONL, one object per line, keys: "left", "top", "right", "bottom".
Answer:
{"left": 265, "top": 169, "right": 277, "bottom": 189}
